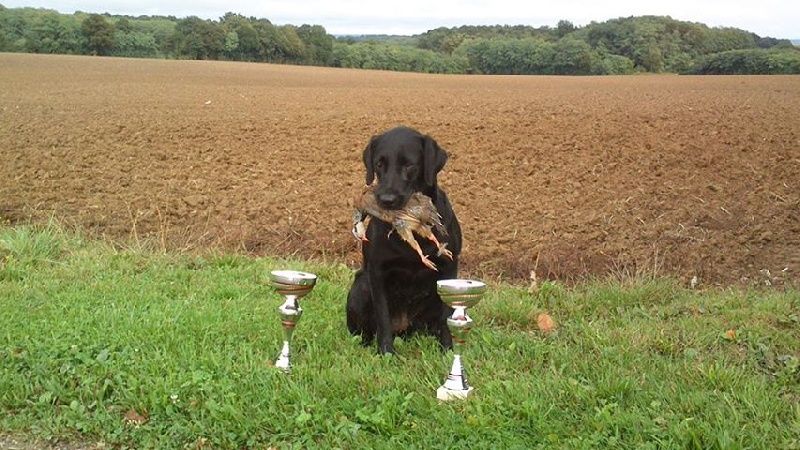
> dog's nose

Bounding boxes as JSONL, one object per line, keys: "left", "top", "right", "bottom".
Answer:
{"left": 378, "top": 193, "right": 401, "bottom": 209}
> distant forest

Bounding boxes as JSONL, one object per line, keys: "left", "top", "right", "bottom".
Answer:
{"left": 1, "top": 5, "right": 798, "bottom": 75}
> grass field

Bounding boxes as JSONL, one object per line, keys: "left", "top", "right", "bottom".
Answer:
{"left": 1, "top": 223, "right": 798, "bottom": 449}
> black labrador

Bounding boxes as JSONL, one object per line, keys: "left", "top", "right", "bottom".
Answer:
{"left": 346, "top": 126, "right": 462, "bottom": 354}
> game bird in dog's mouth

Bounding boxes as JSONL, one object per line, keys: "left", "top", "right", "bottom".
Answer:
{"left": 352, "top": 184, "right": 453, "bottom": 271}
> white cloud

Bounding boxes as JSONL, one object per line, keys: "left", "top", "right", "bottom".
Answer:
{"left": 3, "top": 0, "right": 798, "bottom": 37}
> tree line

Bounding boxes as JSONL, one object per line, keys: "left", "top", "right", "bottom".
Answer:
{"left": 1, "top": 5, "right": 798, "bottom": 75}
{"left": 0, "top": 7, "right": 334, "bottom": 65}
{"left": 410, "top": 17, "right": 798, "bottom": 74}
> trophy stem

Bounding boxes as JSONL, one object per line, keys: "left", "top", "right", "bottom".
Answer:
{"left": 275, "top": 295, "right": 303, "bottom": 372}
{"left": 275, "top": 341, "right": 291, "bottom": 371}
{"left": 447, "top": 354, "right": 470, "bottom": 388}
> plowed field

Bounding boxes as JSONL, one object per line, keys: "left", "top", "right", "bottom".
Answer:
{"left": 2, "top": 53, "right": 798, "bottom": 285}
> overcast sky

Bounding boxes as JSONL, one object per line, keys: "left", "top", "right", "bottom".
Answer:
{"left": 4, "top": 0, "right": 799, "bottom": 38}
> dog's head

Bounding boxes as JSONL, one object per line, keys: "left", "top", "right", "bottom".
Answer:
{"left": 362, "top": 126, "right": 448, "bottom": 210}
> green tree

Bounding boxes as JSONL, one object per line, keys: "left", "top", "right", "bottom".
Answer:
{"left": 20, "top": 11, "right": 83, "bottom": 54}
{"left": 251, "top": 23, "right": 307, "bottom": 62}
{"left": 113, "top": 29, "right": 158, "bottom": 57}
{"left": 691, "top": 48, "right": 800, "bottom": 74}
{"left": 81, "top": 13, "right": 115, "bottom": 55}
{"left": 115, "top": 17, "right": 132, "bottom": 33}
{"left": 223, "top": 31, "right": 239, "bottom": 57}
{"left": 136, "top": 18, "right": 176, "bottom": 56}
{"left": 173, "top": 16, "right": 224, "bottom": 60}
{"left": 665, "top": 51, "right": 693, "bottom": 73}
{"left": 277, "top": 25, "right": 306, "bottom": 61}
{"left": 704, "top": 27, "right": 756, "bottom": 53}
{"left": 600, "top": 54, "right": 635, "bottom": 74}
{"left": 417, "top": 27, "right": 451, "bottom": 52}
{"left": 556, "top": 20, "right": 576, "bottom": 38}
{"left": 297, "top": 24, "right": 333, "bottom": 65}
{"left": 640, "top": 42, "right": 664, "bottom": 72}
{"left": 220, "top": 12, "right": 259, "bottom": 60}
{"left": 455, "top": 38, "right": 559, "bottom": 74}
{"left": 252, "top": 19, "right": 297, "bottom": 62}
{"left": 552, "top": 37, "right": 595, "bottom": 74}
{"left": 333, "top": 41, "right": 466, "bottom": 73}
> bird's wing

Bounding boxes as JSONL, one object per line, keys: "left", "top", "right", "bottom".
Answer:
{"left": 396, "top": 212, "right": 422, "bottom": 227}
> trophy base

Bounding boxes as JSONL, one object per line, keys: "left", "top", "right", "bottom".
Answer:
{"left": 436, "top": 385, "right": 474, "bottom": 401}
{"left": 274, "top": 357, "right": 291, "bottom": 373}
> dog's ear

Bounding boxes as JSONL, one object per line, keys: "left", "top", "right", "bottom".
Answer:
{"left": 423, "top": 134, "right": 448, "bottom": 187}
{"left": 362, "top": 134, "right": 379, "bottom": 185}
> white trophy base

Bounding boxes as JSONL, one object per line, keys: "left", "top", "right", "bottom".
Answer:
{"left": 437, "top": 385, "right": 474, "bottom": 401}
{"left": 274, "top": 357, "right": 291, "bottom": 372}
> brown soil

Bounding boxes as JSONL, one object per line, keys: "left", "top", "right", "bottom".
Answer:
{"left": 1, "top": 53, "right": 798, "bottom": 286}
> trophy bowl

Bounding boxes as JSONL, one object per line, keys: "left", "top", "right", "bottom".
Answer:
{"left": 437, "top": 279, "right": 486, "bottom": 308}
{"left": 270, "top": 270, "right": 317, "bottom": 297}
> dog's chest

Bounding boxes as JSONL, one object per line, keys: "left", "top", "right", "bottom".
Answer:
{"left": 384, "top": 267, "right": 438, "bottom": 308}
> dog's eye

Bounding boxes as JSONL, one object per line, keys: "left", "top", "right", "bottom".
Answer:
{"left": 375, "top": 160, "right": 384, "bottom": 170}
{"left": 403, "top": 164, "right": 418, "bottom": 180}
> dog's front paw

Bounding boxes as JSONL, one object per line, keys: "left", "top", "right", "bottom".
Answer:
{"left": 437, "top": 326, "right": 454, "bottom": 351}
{"left": 378, "top": 342, "right": 396, "bottom": 355}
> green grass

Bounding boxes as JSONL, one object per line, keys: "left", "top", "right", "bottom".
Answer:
{"left": 1, "top": 224, "right": 798, "bottom": 449}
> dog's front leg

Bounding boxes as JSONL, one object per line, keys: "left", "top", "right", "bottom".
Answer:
{"left": 367, "top": 269, "right": 395, "bottom": 354}
{"left": 436, "top": 304, "right": 454, "bottom": 351}
{"left": 436, "top": 260, "right": 458, "bottom": 351}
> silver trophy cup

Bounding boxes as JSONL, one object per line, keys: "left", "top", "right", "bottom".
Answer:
{"left": 269, "top": 269, "right": 317, "bottom": 372}
{"left": 436, "top": 279, "right": 487, "bottom": 401}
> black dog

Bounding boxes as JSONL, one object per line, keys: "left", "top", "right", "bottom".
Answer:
{"left": 346, "top": 126, "right": 462, "bottom": 354}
